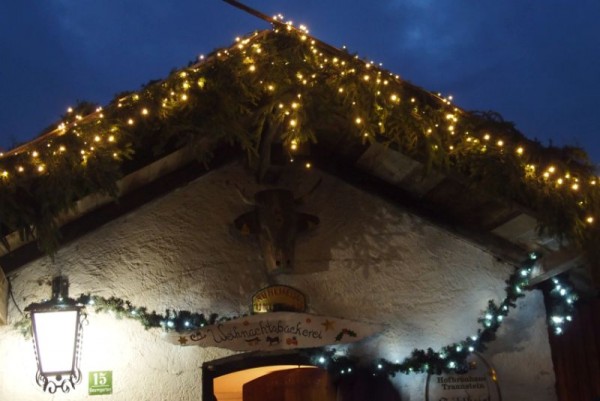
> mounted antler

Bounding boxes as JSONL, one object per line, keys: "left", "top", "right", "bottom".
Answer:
{"left": 234, "top": 184, "right": 320, "bottom": 274}
{"left": 234, "top": 183, "right": 255, "bottom": 206}
{"left": 294, "top": 178, "right": 322, "bottom": 205}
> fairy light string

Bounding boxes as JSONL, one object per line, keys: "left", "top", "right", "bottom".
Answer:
{"left": 13, "top": 254, "right": 578, "bottom": 377}
{"left": 0, "top": 20, "right": 598, "bottom": 266}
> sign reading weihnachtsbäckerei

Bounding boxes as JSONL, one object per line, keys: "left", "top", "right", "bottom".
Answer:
{"left": 163, "top": 312, "right": 383, "bottom": 351}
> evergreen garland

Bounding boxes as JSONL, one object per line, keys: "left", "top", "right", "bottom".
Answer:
{"left": 14, "top": 254, "right": 578, "bottom": 378}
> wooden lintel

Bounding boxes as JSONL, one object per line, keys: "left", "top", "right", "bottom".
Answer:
{"left": 528, "top": 248, "right": 584, "bottom": 287}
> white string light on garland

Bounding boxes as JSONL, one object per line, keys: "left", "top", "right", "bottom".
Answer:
{"left": 547, "top": 276, "right": 577, "bottom": 335}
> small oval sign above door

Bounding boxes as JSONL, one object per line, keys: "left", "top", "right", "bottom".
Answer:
{"left": 252, "top": 285, "right": 307, "bottom": 313}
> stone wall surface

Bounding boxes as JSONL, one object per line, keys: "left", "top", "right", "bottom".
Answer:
{"left": 0, "top": 162, "right": 556, "bottom": 401}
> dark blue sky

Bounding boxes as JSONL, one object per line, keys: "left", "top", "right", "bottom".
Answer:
{"left": 1, "top": 1, "right": 599, "bottom": 164}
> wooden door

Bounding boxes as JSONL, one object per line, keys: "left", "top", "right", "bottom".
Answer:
{"left": 548, "top": 297, "right": 600, "bottom": 401}
{"left": 243, "top": 368, "right": 336, "bottom": 401}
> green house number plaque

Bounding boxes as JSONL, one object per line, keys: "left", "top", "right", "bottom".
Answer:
{"left": 89, "top": 371, "right": 113, "bottom": 395}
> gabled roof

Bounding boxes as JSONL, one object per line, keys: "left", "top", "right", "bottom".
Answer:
{"left": 0, "top": 22, "right": 598, "bottom": 286}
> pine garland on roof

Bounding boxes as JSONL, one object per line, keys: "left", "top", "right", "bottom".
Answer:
{"left": 0, "top": 24, "right": 598, "bottom": 276}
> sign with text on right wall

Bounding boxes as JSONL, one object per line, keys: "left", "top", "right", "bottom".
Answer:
{"left": 425, "top": 353, "right": 501, "bottom": 401}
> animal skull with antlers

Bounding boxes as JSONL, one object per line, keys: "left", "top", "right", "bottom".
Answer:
{"left": 234, "top": 180, "right": 321, "bottom": 274}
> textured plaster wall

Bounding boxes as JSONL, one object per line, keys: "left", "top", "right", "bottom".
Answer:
{"left": 0, "top": 162, "right": 556, "bottom": 401}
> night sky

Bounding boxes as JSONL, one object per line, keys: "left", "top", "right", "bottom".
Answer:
{"left": 1, "top": 1, "right": 599, "bottom": 164}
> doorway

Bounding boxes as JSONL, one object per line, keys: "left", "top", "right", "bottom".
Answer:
{"left": 202, "top": 351, "right": 402, "bottom": 401}
{"left": 202, "top": 351, "right": 330, "bottom": 401}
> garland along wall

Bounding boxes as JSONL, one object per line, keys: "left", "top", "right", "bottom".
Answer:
{"left": 0, "top": 163, "right": 556, "bottom": 400}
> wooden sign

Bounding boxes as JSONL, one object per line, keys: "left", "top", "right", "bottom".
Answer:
{"left": 425, "top": 353, "right": 502, "bottom": 401}
{"left": 252, "top": 285, "right": 306, "bottom": 313}
{"left": 163, "top": 312, "right": 383, "bottom": 351}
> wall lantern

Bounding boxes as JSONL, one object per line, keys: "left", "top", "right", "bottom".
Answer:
{"left": 25, "top": 276, "right": 85, "bottom": 393}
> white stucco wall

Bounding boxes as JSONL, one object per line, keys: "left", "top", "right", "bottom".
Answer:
{"left": 0, "top": 162, "right": 556, "bottom": 401}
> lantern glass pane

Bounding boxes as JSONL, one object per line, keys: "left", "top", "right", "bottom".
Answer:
{"left": 33, "top": 310, "right": 79, "bottom": 374}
